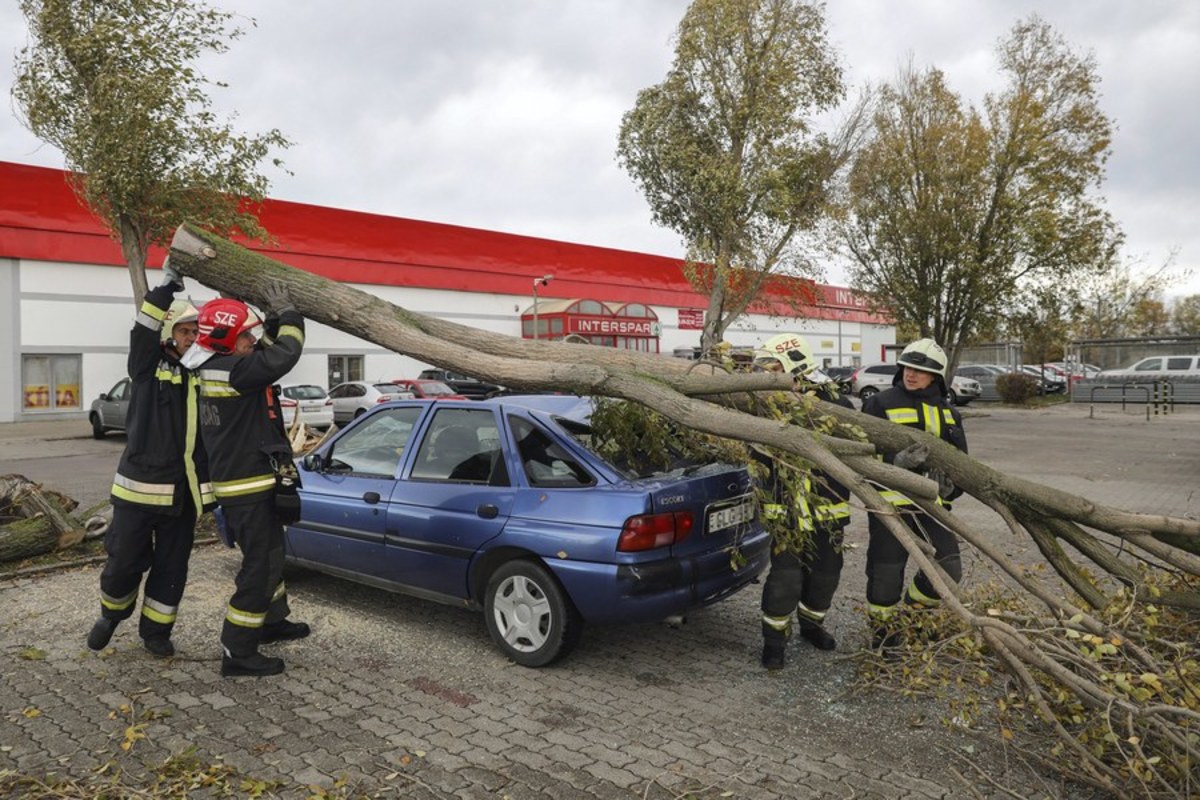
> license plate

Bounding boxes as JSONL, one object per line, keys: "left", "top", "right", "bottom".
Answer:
{"left": 707, "top": 495, "right": 755, "bottom": 533}
{"left": 301, "top": 402, "right": 324, "bottom": 412}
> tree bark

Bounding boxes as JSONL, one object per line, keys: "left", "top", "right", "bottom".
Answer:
{"left": 0, "top": 475, "right": 88, "bottom": 562}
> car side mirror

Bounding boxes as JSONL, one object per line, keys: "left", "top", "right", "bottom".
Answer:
{"left": 302, "top": 453, "right": 325, "bottom": 472}
{"left": 99, "top": 393, "right": 109, "bottom": 402}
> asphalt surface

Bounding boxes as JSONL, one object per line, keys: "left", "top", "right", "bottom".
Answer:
{"left": 1, "top": 403, "right": 1197, "bottom": 798}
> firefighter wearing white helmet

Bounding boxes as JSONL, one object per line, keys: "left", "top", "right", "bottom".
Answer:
{"left": 87, "top": 260, "right": 215, "bottom": 659}
{"left": 753, "top": 333, "right": 853, "bottom": 669}
{"left": 861, "top": 337, "right": 968, "bottom": 650}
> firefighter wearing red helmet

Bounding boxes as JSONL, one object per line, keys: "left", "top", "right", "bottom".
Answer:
{"left": 861, "top": 338, "right": 968, "bottom": 650}
{"left": 752, "top": 334, "right": 854, "bottom": 670}
{"left": 86, "top": 260, "right": 216, "bottom": 658}
{"left": 186, "top": 280, "right": 308, "bottom": 677}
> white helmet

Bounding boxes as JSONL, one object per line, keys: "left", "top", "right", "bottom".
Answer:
{"left": 896, "top": 338, "right": 948, "bottom": 394}
{"left": 160, "top": 300, "right": 200, "bottom": 345}
{"left": 754, "top": 334, "right": 815, "bottom": 377}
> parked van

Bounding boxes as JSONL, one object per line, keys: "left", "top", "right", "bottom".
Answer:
{"left": 1096, "top": 355, "right": 1200, "bottom": 380}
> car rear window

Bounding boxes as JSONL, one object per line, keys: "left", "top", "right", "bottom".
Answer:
{"left": 510, "top": 416, "right": 594, "bottom": 488}
{"left": 284, "top": 385, "right": 326, "bottom": 400}
{"left": 374, "top": 384, "right": 406, "bottom": 394}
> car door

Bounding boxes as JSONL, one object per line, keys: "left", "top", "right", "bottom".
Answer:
{"left": 386, "top": 406, "right": 514, "bottom": 599}
{"left": 288, "top": 405, "right": 425, "bottom": 579}
{"left": 101, "top": 378, "right": 130, "bottom": 429}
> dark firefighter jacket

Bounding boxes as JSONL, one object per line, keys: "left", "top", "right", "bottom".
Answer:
{"left": 196, "top": 310, "right": 305, "bottom": 506}
{"left": 861, "top": 375, "right": 968, "bottom": 505}
{"left": 758, "top": 382, "right": 854, "bottom": 531}
{"left": 110, "top": 285, "right": 214, "bottom": 514}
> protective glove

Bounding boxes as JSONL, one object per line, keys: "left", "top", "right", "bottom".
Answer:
{"left": 892, "top": 443, "right": 929, "bottom": 471}
{"left": 159, "top": 257, "right": 183, "bottom": 290}
{"left": 928, "top": 468, "right": 955, "bottom": 498}
{"left": 260, "top": 278, "right": 295, "bottom": 314}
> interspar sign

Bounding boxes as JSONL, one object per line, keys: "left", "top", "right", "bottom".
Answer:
{"left": 568, "top": 316, "right": 655, "bottom": 336}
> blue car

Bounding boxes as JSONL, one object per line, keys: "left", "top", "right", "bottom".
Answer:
{"left": 286, "top": 395, "right": 770, "bottom": 666}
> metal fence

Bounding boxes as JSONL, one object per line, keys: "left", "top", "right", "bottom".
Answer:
{"left": 1066, "top": 336, "right": 1200, "bottom": 372}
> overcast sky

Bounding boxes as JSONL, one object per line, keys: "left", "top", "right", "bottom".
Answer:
{"left": 3, "top": 1, "right": 1198, "bottom": 295}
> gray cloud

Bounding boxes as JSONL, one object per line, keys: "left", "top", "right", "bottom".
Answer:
{"left": 2, "top": 1, "right": 1196, "bottom": 292}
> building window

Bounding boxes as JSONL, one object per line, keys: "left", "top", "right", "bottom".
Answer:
{"left": 22, "top": 354, "right": 82, "bottom": 411}
{"left": 328, "top": 355, "right": 363, "bottom": 388}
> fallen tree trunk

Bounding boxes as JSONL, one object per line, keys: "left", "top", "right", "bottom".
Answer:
{"left": 169, "top": 224, "right": 1199, "bottom": 796}
{"left": 0, "top": 474, "right": 89, "bottom": 561}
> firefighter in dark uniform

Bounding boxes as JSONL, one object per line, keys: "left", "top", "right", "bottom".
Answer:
{"left": 87, "top": 261, "right": 216, "bottom": 657}
{"left": 754, "top": 334, "right": 854, "bottom": 670}
{"left": 185, "top": 281, "right": 308, "bottom": 677}
{"left": 861, "top": 338, "right": 968, "bottom": 649}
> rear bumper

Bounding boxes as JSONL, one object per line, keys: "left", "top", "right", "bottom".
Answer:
{"left": 547, "top": 528, "right": 771, "bottom": 624}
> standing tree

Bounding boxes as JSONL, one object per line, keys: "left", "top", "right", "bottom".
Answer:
{"left": 12, "top": 0, "right": 290, "bottom": 306}
{"left": 1170, "top": 293, "right": 1200, "bottom": 335}
{"left": 616, "top": 0, "right": 864, "bottom": 352}
{"left": 1069, "top": 255, "right": 1178, "bottom": 340}
{"left": 840, "top": 16, "right": 1120, "bottom": 370}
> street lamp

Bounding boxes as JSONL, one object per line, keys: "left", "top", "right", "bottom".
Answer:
{"left": 532, "top": 274, "right": 553, "bottom": 340}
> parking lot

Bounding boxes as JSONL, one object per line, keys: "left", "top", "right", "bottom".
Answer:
{"left": 2, "top": 403, "right": 1197, "bottom": 798}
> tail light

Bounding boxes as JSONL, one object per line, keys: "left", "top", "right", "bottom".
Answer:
{"left": 280, "top": 398, "right": 297, "bottom": 408}
{"left": 324, "top": 398, "right": 333, "bottom": 406}
{"left": 375, "top": 395, "right": 393, "bottom": 404}
{"left": 617, "top": 511, "right": 694, "bottom": 552}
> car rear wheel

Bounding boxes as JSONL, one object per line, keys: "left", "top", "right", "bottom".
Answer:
{"left": 353, "top": 407, "right": 366, "bottom": 418}
{"left": 484, "top": 560, "right": 582, "bottom": 667}
{"left": 859, "top": 386, "right": 879, "bottom": 400}
{"left": 90, "top": 413, "right": 105, "bottom": 439}
{"left": 947, "top": 389, "right": 958, "bottom": 405}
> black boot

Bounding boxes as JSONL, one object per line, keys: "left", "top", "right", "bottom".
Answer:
{"left": 221, "top": 652, "right": 285, "bottom": 678}
{"left": 142, "top": 637, "right": 174, "bottom": 658}
{"left": 798, "top": 619, "right": 836, "bottom": 651}
{"left": 761, "top": 638, "right": 787, "bottom": 670}
{"left": 87, "top": 618, "right": 118, "bottom": 651}
{"left": 260, "top": 620, "right": 311, "bottom": 644}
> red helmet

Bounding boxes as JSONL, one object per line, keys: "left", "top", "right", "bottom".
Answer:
{"left": 196, "top": 298, "right": 262, "bottom": 354}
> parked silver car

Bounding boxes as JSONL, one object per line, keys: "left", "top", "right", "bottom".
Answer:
{"left": 89, "top": 378, "right": 130, "bottom": 439}
{"left": 327, "top": 381, "right": 416, "bottom": 424}
{"left": 851, "top": 363, "right": 981, "bottom": 406}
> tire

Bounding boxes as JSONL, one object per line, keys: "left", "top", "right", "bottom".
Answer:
{"left": 947, "top": 390, "right": 958, "bottom": 406}
{"left": 484, "top": 559, "right": 582, "bottom": 667}
{"left": 859, "top": 386, "right": 879, "bottom": 400}
{"left": 353, "top": 407, "right": 366, "bottom": 418}
{"left": 90, "top": 413, "right": 106, "bottom": 439}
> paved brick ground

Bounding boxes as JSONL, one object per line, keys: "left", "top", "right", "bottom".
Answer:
{"left": 1, "top": 403, "right": 1197, "bottom": 798}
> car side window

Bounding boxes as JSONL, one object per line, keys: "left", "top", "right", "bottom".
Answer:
{"left": 509, "top": 416, "right": 594, "bottom": 488}
{"left": 1166, "top": 357, "right": 1193, "bottom": 371}
{"left": 1134, "top": 358, "right": 1162, "bottom": 372}
{"left": 325, "top": 407, "right": 422, "bottom": 476}
{"left": 111, "top": 379, "right": 130, "bottom": 401}
{"left": 410, "top": 408, "right": 508, "bottom": 485}
{"left": 328, "top": 385, "right": 346, "bottom": 399}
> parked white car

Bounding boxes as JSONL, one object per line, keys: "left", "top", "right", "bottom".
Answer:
{"left": 851, "top": 363, "right": 981, "bottom": 406}
{"left": 280, "top": 384, "right": 335, "bottom": 429}
{"left": 1096, "top": 355, "right": 1200, "bottom": 380}
{"left": 327, "top": 381, "right": 416, "bottom": 424}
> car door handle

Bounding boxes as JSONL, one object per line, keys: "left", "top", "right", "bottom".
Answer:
{"left": 476, "top": 503, "right": 499, "bottom": 519}
{"left": 363, "top": 492, "right": 381, "bottom": 505}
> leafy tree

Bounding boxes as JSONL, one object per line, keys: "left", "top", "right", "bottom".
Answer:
{"left": 12, "top": 0, "right": 290, "bottom": 306}
{"left": 617, "top": 0, "right": 864, "bottom": 352}
{"left": 1068, "top": 256, "right": 1177, "bottom": 340}
{"left": 1170, "top": 293, "right": 1200, "bottom": 335}
{"left": 840, "top": 16, "right": 1120, "bottom": 370}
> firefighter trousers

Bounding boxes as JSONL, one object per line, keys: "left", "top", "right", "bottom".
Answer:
{"left": 761, "top": 524, "right": 845, "bottom": 639}
{"left": 866, "top": 508, "right": 962, "bottom": 611}
{"left": 98, "top": 499, "right": 196, "bottom": 641}
{"left": 219, "top": 498, "right": 290, "bottom": 657}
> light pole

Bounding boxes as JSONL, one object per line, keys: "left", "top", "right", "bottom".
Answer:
{"left": 532, "top": 274, "right": 553, "bottom": 340}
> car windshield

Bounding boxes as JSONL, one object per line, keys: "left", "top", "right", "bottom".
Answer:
{"left": 419, "top": 381, "right": 457, "bottom": 396}
{"left": 284, "top": 385, "right": 326, "bottom": 400}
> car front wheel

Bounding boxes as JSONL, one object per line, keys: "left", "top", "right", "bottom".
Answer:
{"left": 90, "top": 413, "right": 105, "bottom": 439}
{"left": 484, "top": 560, "right": 582, "bottom": 667}
{"left": 859, "top": 386, "right": 879, "bottom": 400}
{"left": 947, "top": 389, "right": 958, "bottom": 405}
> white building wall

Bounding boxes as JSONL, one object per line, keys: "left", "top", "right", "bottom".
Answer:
{"left": 5, "top": 257, "right": 892, "bottom": 422}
